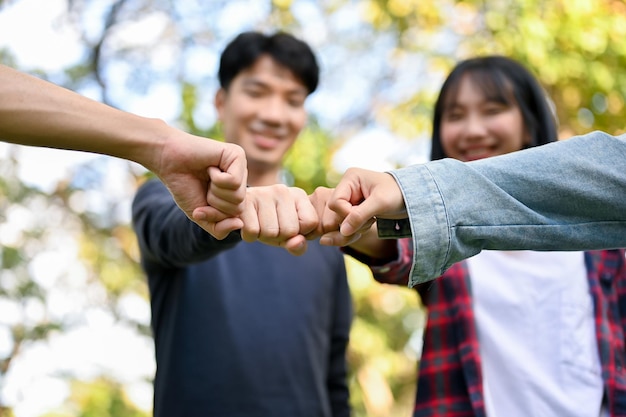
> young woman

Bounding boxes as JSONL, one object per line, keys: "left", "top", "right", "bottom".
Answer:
{"left": 343, "top": 56, "right": 626, "bottom": 416}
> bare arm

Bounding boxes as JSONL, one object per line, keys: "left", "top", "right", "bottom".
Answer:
{"left": 0, "top": 64, "right": 248, "bottom": 238}
{"left": 324, "top": 133, "right": 626, "bottom": 285}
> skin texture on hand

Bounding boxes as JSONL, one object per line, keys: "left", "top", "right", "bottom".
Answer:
{"left": 325, "top": 168, "right": 407, "bottom": 240}
{"left": 308, "top": 185, "right": 400, "bottom": 263}
{"left": 150, "top": 134, "right": 249, "bottom": 239}
{"left": 307, "top": 186, "right": 363, "bottom": 246}
{"left": 194, "top": 184, "right": 319, "bottom": 255}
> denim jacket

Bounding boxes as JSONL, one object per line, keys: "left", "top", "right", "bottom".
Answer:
{"left": 378, "top": 131, "right": 626, "bottom": 287}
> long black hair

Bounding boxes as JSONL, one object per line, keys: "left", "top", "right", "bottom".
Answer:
{"left": 430, "top": 56, "right": 557, "bottom": 161}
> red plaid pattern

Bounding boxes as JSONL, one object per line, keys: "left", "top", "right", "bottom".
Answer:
{"left": 364, "top": 239, "right": 626, "bottom": 417}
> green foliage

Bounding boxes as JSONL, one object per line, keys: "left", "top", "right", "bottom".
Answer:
{"left": 71, "top": 379, "right": 148, "bottom": 417}
{"left": 2, "top": 0, "right": 624, "bottom": 415}
{"left": 0, "top": 47, "right": 17, "bottom": 68}
{"left": 39, "top": 378, "right": 149, "bottom": 417}
{"left": 0, "top": 246, "right": 21, "bottom": 271}
{"left": 368, "top": 0, "right": 626, "bottom": 138}
{"left": 462, "top": 0, "right": 626, "bottom": 136}
{"left": 283, "top": 123, "right": 337, "bottom": 192}
{"left": 365, "top": 0, "right": 445, "bottom": 33}
{"left": 180, "top": 82, "right": 200, "bottom": 134}
{"left": 345, "top": 258, "right": 422, "bottom": 417}
{"left": 0, "top": 153, "right": 68, "bottom": 381}
{"left": 0, "top": 149, "right": 150, "bottom": 412}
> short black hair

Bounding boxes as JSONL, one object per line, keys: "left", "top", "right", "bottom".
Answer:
{"left": 430, "top": 55, "right": 557, "bottom": 161}
{"left": 218, "top": 31, "right": 319, "bottom": 95}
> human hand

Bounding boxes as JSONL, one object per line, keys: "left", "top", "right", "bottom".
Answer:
{"left": 239, "top": 184, "right": 319, "bottom": 256}
{"left": 326, "top": 168, "right": 407, "bottom": 240}
{"left": 153, "top": 133, "right": 248, "bottom": 239}
{"left": 308, "top": 185, "right": 399, "bottom": 263}
{"left": 307, "top": 186, "right": 363, "bottom": 246}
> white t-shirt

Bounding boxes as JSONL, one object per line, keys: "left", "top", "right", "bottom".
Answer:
{"left": 469, "top": 251, "right": 605, "bottom": 417}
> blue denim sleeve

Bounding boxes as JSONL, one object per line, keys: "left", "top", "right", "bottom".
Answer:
{"left": 383, "top": 131, "right": 626, "bottom": 287}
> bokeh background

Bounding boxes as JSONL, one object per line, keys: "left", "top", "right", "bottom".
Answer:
{"left": 0, "top": 0, "right": 625, "bottom": 416}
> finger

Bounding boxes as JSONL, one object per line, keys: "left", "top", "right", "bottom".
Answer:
{"left": 307, "top": 187, "right": 342, "bottom": 237}
{"left": 308, "top": 187, "right": 332, "bottom": 213}
{"left": 293, "top": 191, "right": 319, "bottom": 236}
{"left": 321, "top": 205, "right": 343, "bottom": 233}
{"left": 208, "top": 164, "right": 243, "bottom": 191}
{"left": 214, "top": 143, "right": 248, "bottom": 192}
{"left": 192, "top": 205, "right": 229, "bottom": 223}
{"left": 306, "top": 189, "right": 325, "bottom": 238}
{"left": 240, "top": 198, "right": 262, "bottom": 242}
{"left": 207, "top": 166, "right": 247, "bottom": 215}
{"left": 284, "top": 235, "right": 308, "bottom": 256}
{"left": 258, "top": 196, "right": 282, "bottom": 240}
{"left": 340, "top": 199, "right": 379, "bottom": 237}
{"left": 191, "top": 206, "right": 243, "bottom": 239}
{"left": 190, "top": 215, "right": 243, "bottom": 240}
{"left": 306, "top": 210, "right": 342, "bottom": 240}
{"left": 328, "top": 198, "right": 358, "bottom": 230}
{"left": 211, "top": 218, "right": 245, "bottom": 239}
{"left": 319, "top": 231, "right": 363, "bottom": 247}
{"left": 206, "top": 144, "right": 248, "bottom": 216}
{"left": 327, "top": 184, "right": 362, "bottom": 220}
{"left": 274, "top": 192, "right": 301, "bottom": 240}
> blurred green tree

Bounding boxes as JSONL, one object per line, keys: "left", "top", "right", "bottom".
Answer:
{"left": 0, "top": 0, "right": 623, "bottom": 416}
{"left": 39, "top": 378, "right": 149, "bottom": 417}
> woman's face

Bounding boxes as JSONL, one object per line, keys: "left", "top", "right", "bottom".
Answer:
{"left": 439, "top": 74, "right": 530, "bottom": 162}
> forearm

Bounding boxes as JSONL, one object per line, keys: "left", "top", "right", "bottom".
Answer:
{"left": 0, "top": 64, "right": 164, "bottom": 170}
{"left": 388, "top": 132, "right": 626, "bottom": 286}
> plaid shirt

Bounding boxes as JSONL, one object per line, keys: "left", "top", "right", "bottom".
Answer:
{"left": 348, "top": 240, "right": 626, "bottom": 416}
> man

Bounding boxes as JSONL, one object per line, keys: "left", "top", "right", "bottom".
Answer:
{"left": 132, "top": 31, "right": 352, "bottom": 417}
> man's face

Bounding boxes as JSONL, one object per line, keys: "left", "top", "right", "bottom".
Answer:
{"left": 215, "top": 54, "right": 309, "bottom": 171}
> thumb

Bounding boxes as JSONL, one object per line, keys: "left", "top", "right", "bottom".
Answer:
{"left": 339, "top": 197, "right": 379, "bottom": 237}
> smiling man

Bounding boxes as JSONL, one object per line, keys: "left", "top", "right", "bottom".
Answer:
{"left": 131, "top": 32, "right": 352, "bottom": 417}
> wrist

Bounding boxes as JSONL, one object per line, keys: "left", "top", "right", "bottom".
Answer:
{"left": 118, "top": 116, "right": 171, "bottom": 173}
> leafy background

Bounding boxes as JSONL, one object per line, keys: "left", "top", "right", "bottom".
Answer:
{"left": 0, "top": 0, "right": 624, "bottom": 416}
